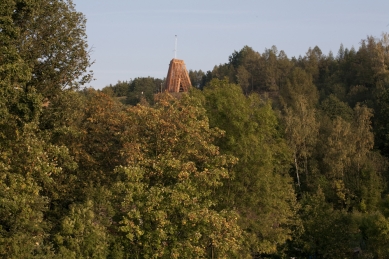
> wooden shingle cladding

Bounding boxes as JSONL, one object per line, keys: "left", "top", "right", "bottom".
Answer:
{"left": 165, "top": 59, "right": 191, "bottom": 92}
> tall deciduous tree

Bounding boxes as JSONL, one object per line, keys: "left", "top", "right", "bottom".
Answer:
{"left": 279, "top": 67, "right": 319, "bottom": 191}
{"left": 293, "top": 188, "right": 354, "bottom": 258}
{"left": 13, "top": 0, "right": 92, "bottom": 97}
{"left": 280, "top": 67, "right": 319, "bottom": 110}
{"left": 1, "top": 0, "right": 93, "bottom": 257}
{"left": 319, "top": 104, "right": 386, "bottom": 211}
{"left": 198, "top": 79, "right": 298, "bottom": 256}
{"left": 114, "top": 93, "right": 246, "bottom": 258}
{"left": 283, "top": 96, "right": 319, "bottom": 189}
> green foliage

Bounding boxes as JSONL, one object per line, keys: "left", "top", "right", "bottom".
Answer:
{"left": 54, "top": 200, "right": 110, "bottom": 259}
{"left": 101, "top": 81, "right": 131, "bottom": 97}
{"left": 126, "top": 77, "right": 163, "bottom": 105}
{"left": 188, "top": 69, "right": 205, "bottom": 88}
{"left": 116, "top": 166, "right": 244, "bottom": 258}
{"left": 317, "top": 104, "right": 387, "bottom": 211}
{"left": 320, "top": 94, "right": 353, "bottom": 122}
{"left": 294, "top": 188, "right": 355, "bottom": 258}
{"left": 0, "top": 122, "right": 79, "bottom": 258}
{"left": 359, "top": 212, "right": 389, "bottom": 258}
{"left": 205, "top": 45, "right": 293, "bottom": 94}
{"left": 0, "top": 1, "right": 92, "bottom": 257}
{"left": 114, "top": 93, "right": 246, "bottom": 258}
{"left": 375, "top": 83, "right": 389, "bottom": 156}
{"left": 283, "top": 95, "right": 319, "bottom": 191}
{"left": 198, "top": 79, "right": 298, "bottom": 256}
{"left": 261, "top": 47, "right": 293, "bottom": 92}
{"left": 13, "top": 0, "right": 92, "bottom": 96}
{"left": 280, "top": 67, "right": 319, "bottom": 110}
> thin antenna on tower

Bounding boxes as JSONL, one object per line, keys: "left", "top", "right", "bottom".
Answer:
{"left": 174, "top": 35, "right": 177, "bottom": 59}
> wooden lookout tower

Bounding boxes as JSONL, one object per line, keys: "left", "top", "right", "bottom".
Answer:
{"left": 165, "top": 58, "right": 192, "bottom": 92}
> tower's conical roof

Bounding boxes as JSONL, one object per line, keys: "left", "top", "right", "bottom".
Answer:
{"left": 165, "top": 59, "right": 191, "bottom": 92}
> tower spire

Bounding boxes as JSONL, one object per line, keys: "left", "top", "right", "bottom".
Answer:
{"left": 165, "top": 35, "right": 191, "bottom": 93}
{"left": 174, "top": 35, "right": 177, "bottom": 59}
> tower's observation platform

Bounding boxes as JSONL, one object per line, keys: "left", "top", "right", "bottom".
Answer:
{"left": 165, "top": 59, "right": 191, "bottom": 92}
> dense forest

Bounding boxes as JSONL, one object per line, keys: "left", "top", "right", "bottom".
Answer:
{"left": 2, "top": 0, "right": 389, "bottom": 258}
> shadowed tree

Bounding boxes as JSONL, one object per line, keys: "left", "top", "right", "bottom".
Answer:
{"left": 197, "top": 79, "right": 298, "bottom": 256}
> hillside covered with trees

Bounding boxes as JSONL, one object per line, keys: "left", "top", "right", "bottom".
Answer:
{"left": 2, "top": 0, "right": 389, "bottom": 258}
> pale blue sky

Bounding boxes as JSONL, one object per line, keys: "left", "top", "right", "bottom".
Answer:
{"left": 73, "top": 1, "right": 389, "bottom": 89}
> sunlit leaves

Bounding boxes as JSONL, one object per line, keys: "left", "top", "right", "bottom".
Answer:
{"left": 113, "top": 93, "right": 245, "bottom": 258}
